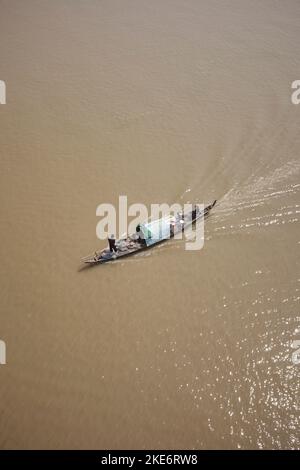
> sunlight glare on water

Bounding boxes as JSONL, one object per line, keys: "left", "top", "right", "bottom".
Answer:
{"left": 0, "top": 0, "right": 299, "bottom": 449}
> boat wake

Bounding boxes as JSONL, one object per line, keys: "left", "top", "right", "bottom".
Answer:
{"left": 206, "top": 160, "right": 300, "bottom": 238}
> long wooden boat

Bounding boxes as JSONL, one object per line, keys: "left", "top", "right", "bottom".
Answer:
{"left": 82, "top": 200, "right": 216, "bottom": 265}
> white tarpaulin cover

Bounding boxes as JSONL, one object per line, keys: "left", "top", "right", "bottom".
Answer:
{"left": 140, "top": 216, "right": 172, "bottom": 246}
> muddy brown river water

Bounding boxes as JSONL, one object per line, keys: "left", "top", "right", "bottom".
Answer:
{"left": 0, "top": 0, "right": 299, "bottom": 449}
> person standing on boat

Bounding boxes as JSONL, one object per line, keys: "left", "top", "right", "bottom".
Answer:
{"left": 192, "top": 204, "right": 200, "bottom": 220}
{"left": 136, "top": 225, "right": 145, "bottom": 245}
{"left": 108, "top": 234, "right": 117, "bottom": 253}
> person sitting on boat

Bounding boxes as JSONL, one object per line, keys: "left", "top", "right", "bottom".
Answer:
{"left": 174, "top": 212, "right": 184, "bottom": 231}
{"left": 136, "top": 224, "right": 152, "bottom": 246}
{"left": 108, "top": 234, "right": 117, "bottom": 253}
{"left": 170, "top": 221, "right": 175, "bottom": 237}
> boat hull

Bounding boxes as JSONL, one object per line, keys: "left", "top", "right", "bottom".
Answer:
{"left": 82, "top": 200, "right": 216, "bottom": 265}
